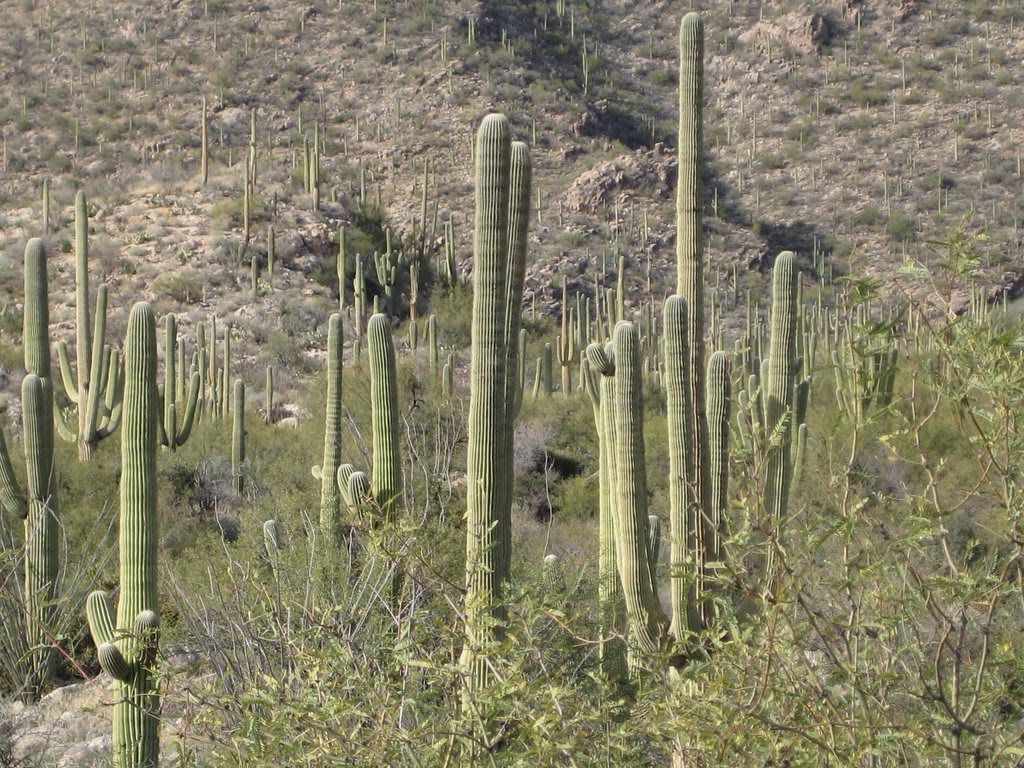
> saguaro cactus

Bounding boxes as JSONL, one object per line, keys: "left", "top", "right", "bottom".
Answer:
{"left": 232, "top": 379, "right": 245, "bottom": 497}
{"left": 584, "top": 341, "right": 626, "bottom": 679}
{"left": 21, "top": 374, "right": 59, "bottom": 701}
{"left": 86, "top": 302, "right": 161, "bottom": 768}
{"left": 0, "top": 242, "right": 63, "bottom": 701}
{"left": 367, "top": 314, "right": 402, "bottom": 522}
{"left": 462, "top": 113, "right": 531, "bottom": 692}
{"left": 608, "top": 323, "right": 667, "bottom": 657}
{"left": 313, "top": 314, "right": 344, "bottom": 544}
{"left": 57, "top": 191, "right": 122, "bottom": 460}
{"left": 674, "top": 12, "right": 711, "bottom": 616}
{"left": 757, "top": 251, "right": 799, "bottom": 600}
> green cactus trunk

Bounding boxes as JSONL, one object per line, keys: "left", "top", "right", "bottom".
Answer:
{"left": 704, "top": 349, "right": 731, "bottom": 619}
{"left": 609, "top": 323, "right": 667, "bottom": 659}
{"left": 758, "top": 252, "right": 799, "bottom": 600}
{"left": 316, "top": 314, "right": 345, "bottom": 544}
{"left": 663, "top": 295, "right": 702, "bottom": 636}
{"left": 22, "top": 373, "right": 57, "bottom": 701}
{"left": 367, "top": 314, "right": 403, "bottom": 522}
{"left": 585, "top": 341, "right": 627, "bottom": 679}
{"left": 86, "top": 302, "right": 160, "bottom": 768}
{"left": 674, "top": 13, "right": 711, "bottom": 603}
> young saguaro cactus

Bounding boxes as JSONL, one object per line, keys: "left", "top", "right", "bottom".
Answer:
{"left": 86, "top": 302, "right": 161, "bottom": 768}
{"left": 57, "top": 191, "right": 122, "bottom": 460}
{"left": 462, "top": 114, "right": 531, "bottom": 692}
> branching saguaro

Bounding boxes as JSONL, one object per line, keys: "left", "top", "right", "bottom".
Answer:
{"left": 461, "top": 113, "right": 531, "bottom": 693}
{"left": 0, "top": 239, "right": 61, "bottom": 701}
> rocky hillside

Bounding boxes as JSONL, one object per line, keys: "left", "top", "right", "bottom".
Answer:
{"left": 1, "top": 1, "right": 1020, "bottom": 346}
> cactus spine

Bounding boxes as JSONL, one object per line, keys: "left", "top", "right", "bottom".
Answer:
{"left": 462, "top": 114, "right": 531, "bottom": 691}
{"left": 57, "top": 192, "right": 122, "bottom": 460}
{"left": 86, "top": 302, "right": 160, "bottom": 768}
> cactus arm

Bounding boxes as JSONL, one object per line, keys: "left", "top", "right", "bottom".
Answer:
{"left": 173, "top": 372, "right": 201, "bottom": 445}
{"left": 156, "top": 389, "right": 170, "bottom": 448}
{"left": 57, "top": 342, "right": 80, "bottom": 405}
{"left": 86, "top": 589, "right": 117, "bottom": 647}
{"left": 0, "top": 426, "right": 26, "bottom": 518}
{"left": 97, "top": 345, "right": 112, "bottom": 408}
{"left": 95, "top": 353, "right": 124, "bottom": 438}
{"left": 74, "top": 192, "right": 93, "bottom": 415}
{"left": 82, "top": 285, "right": 109, "bottom": 445}
{"left": 503, "top": 140, "right": 531, "bottom": 425}
{"left": 337, "top": 465, "right": 370, "bottom": 524}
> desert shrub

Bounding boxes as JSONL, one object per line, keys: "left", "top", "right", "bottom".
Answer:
{"left": 153, "top": 269, "right": 204, "bottom": 304}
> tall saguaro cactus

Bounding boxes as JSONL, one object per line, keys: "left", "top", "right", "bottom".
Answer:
{"left": 462, "top": 114, "right": 531, "bottom": 692}
{"left": 86, "top": 302, "right": 160, "bottom": 768}
{"left": 314, "top": 314, "right": 344, "bottom": 544}
{"left": 57, "top": 191, "right": 122, "bottom": 460}
{"left": 675, "top": 9, "right": 710, "bottom": 592}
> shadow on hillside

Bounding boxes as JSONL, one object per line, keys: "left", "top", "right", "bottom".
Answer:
{"left": 464, "top": 0, "right": 661, "bottom": 150}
